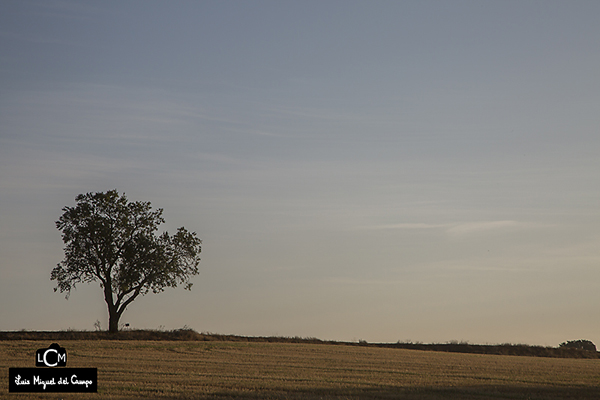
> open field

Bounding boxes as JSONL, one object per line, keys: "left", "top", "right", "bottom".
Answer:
{"left": 2, "top": 340, "right": 600, "bottom": 399}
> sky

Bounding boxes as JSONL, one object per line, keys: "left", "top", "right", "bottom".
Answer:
{"left": 1, "top": 0, "right": 599, "bottom": 346}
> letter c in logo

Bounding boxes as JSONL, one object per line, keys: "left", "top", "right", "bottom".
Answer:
{"left": 43, "top": 348, "right": 58, "bottom": 367}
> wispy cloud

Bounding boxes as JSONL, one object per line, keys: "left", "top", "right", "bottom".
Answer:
{"left": 2, "top": 83, "right": 295, "bottom": 143}
{"left": 360, "top": 220, "right": 543, "bottom": 236}
{"left": 446, "top": 220, "right": 521, "bottom": 235}
{"left": 364, "top": 223, "right": 449, "bottom": 230}
{"left": 34, "top": 0, "right": 101, "bottom": 20}
{"left": 0, "top": 30, "right": 82, "bottom": 46}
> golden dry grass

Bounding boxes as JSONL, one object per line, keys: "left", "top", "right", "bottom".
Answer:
{"left": 2, "top": 340, "right": 600, "bottom": 399}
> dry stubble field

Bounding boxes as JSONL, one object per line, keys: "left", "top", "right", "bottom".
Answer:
{"left": 2, "top": 340, "right": 600, "bottom": 399}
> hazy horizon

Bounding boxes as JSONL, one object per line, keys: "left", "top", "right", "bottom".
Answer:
{"left": 1, "top": 1, "right": 599, "bottom": 347}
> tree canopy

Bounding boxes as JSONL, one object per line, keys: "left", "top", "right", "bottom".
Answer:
{"left": 52, "top": 190, "right": 202, "bottom": 332}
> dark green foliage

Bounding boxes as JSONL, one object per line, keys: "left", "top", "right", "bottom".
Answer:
{"left": 559, "top": 339, "right": 597, "bottom": 352}
{"left": 52, "top": 190, "right": 202, "bottom": 333}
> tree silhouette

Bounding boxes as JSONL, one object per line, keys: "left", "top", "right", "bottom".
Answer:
{"left": 52, "top": 190, "right": 202, "bottom": 333}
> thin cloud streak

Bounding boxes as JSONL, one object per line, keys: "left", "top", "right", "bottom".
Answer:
{"left": 363, "top": 223, "right": 449, "bottom": 230}
{"left": 361, "top": 220, "right": 547, "bottom": 236}
{"left": 446, "top": 220, "right": 521, "bottom": 235}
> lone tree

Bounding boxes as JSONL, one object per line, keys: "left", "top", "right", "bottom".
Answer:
{"left": 52, "top": 190, "right": 202, "bottom": 333}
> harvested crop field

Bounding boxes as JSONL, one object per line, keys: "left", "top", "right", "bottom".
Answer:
{"left": 2, "top": 340, "right": 600, "bottom": 399}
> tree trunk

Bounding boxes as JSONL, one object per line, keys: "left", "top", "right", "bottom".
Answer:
{"left": 104, "top": 280, "right": 120, "bottom": 333}
{"left": 108, "top": 309, "right": 120, "bottom": 333}
{"left": 108, "top": 312, "right": 121, "bottom": 333}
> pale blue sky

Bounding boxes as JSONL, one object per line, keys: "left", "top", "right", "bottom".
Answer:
{"left": 1, "top": 0, "right": 599, "bottom": 346}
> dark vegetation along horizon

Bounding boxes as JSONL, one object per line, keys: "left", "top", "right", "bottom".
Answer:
{"left": 1, "top": 328, "right": 598, "bottom": 360}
